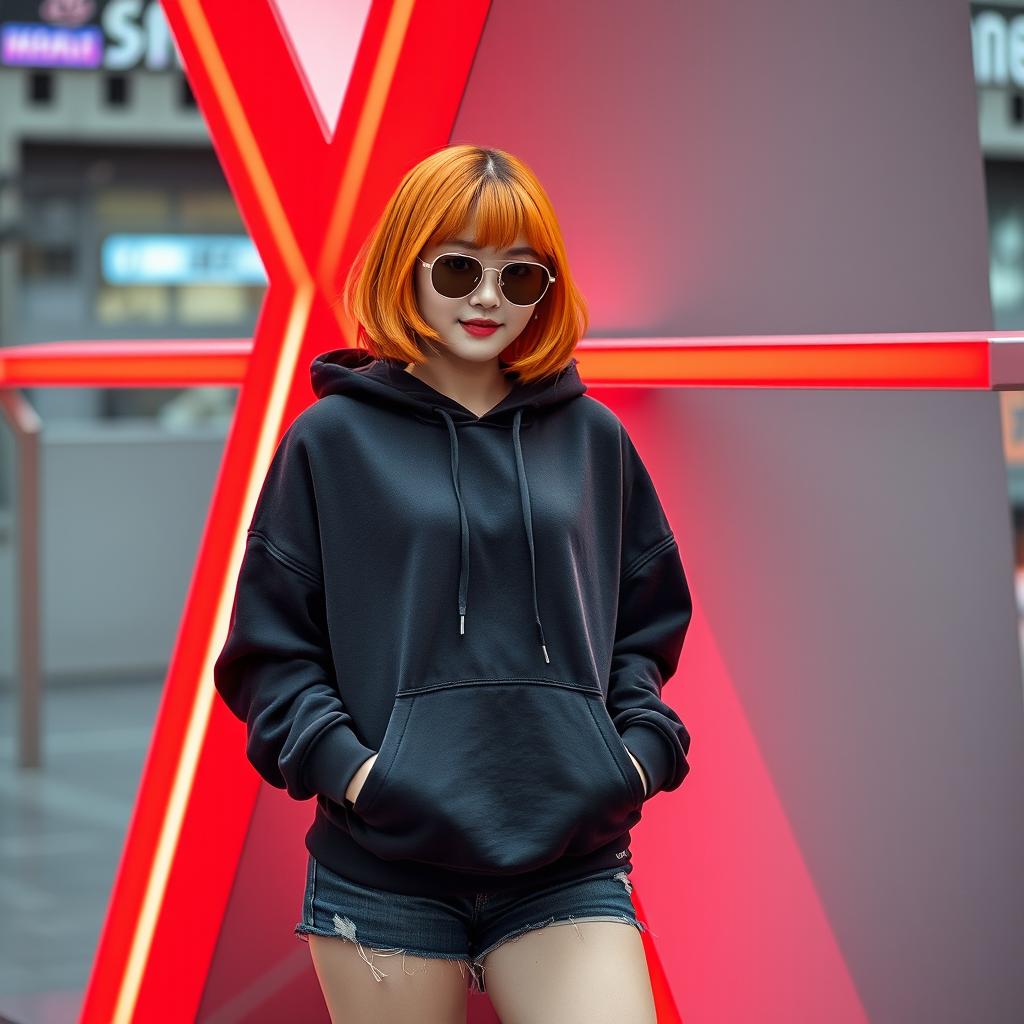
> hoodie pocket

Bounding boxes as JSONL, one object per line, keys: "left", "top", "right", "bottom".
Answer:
{"left": 346, "top": 677, "right": 645, "bottom": 875}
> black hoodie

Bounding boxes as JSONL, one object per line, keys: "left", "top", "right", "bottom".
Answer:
{"left": 213, "top": 346, "right": 692, "bottom": 896}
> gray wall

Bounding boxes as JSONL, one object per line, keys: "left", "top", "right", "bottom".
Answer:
{"left": 0, "top": 426, "right": 226, "bottom": 688}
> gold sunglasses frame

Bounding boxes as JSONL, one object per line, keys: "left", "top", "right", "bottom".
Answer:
{"left": 416, "top": 252, "right": 556, "bottom": 307}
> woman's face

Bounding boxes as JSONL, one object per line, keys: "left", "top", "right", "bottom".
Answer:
{"left": 414, "top": 218, "right": 545, "bottom": 366}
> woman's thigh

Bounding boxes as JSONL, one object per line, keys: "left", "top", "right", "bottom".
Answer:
{"left": 306, "top": 933, "right": 469, "bottom": 1024}
{"left": 294, "top": 854, "right": 480, "bottom": 1023}
{"left": 471, "top": 865, "right": 656, "bottom": 1022}
{"left": 479, "top": 917, "right": 656, "bottom": 1024}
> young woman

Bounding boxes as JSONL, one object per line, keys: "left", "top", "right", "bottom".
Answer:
{"left": 214, "top": 144, "right": 693, "bottom": 1023}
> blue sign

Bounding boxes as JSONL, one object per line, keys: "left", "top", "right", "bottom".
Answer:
{"left": 101, "top": 235, "right": 267, "bottom": 285}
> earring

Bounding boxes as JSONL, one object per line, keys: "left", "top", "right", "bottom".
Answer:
{"left": 533, "top": 312, "right": 539, "bottom": 320}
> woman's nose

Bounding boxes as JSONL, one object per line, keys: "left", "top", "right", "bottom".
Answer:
{"left": 471, "top": 266, "right": 502, "bottom": 306}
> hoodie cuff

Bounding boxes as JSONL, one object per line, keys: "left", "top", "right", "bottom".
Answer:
{"left": 620, "top": 723, "right": 675, "bottom": 799}
{"left": 302, "top": 722, "right": 378, "bottom": 806}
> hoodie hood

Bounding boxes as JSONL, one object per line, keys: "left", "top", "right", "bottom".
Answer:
{"left": 310, "top": 347, "right": 587, "bottom": 664}
{"left": 310, "top": 346, "right": 586, "bottom": 424}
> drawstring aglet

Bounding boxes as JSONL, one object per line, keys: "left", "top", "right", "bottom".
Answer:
{"left": 460, "top": 613, "right": 465, "bottom": 636}
{"left": 536, "top": 620, "right": 550, "bottom": 663}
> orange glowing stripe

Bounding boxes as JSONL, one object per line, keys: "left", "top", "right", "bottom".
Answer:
{"left": 105, "top": 0, "right": 318, "bottom": 1011}
{"left": 91, "top": 0, "right": 325, "bottom": 1015}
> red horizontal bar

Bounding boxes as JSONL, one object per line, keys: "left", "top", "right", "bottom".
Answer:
{"left": 0, "top": 340, "right": 253, "bottom": 388}
{"left": 2, "top": 331, "right": 1023, "bottom": 389}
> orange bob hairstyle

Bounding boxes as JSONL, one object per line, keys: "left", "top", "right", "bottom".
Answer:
{"left": 339, "top": 144, "right": 589, "bottom": 385}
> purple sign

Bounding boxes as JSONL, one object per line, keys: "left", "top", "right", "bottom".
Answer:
{"left": 2, "top": 22, "right": 102, "bottom": 67}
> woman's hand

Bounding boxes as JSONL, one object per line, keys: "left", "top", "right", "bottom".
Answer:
{"left": 625, "top": 748, "right": 648, "bottom": 797}
{"left": 345, "top": 753, "right": 378, "bottom": 805}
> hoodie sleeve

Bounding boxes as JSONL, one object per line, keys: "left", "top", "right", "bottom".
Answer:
{"left": 213, "top": 416, "right": 377, "bottom": 806}
{"left": 606, "top": 424, "right": 693, "bottom": 800}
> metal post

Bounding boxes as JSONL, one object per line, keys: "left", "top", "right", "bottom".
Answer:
{"left": 0, "top": 388, "right": 42, "bottom": 769}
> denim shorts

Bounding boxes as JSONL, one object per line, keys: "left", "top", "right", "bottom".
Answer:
{"left": 293, "top": 853, "right": 651, "bottom": 995}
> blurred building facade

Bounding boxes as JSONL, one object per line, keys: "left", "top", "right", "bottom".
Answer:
{"left": 0, "top": 0, "right": 257, "bottom": 687}
{"left": 0, "top": 1, "right": 262, "bottom": 418}
{"left": 972, "top": 1, "right": 1024, "bottom": 635}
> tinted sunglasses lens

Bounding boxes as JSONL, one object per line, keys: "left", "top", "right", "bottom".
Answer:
{"left": 501, "top": 262, "right": 548, "bottom": 305}
{"left": 431, "top": 254, "right": 482, "bottom": 298}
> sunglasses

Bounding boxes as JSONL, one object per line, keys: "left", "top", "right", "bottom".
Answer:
{"left": 417, "top": 252, "right": 556, "bottom": 307}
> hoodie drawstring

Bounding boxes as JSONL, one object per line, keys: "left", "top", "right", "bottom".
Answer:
{"left": 437, "top": 409, "right": 471, "bottom": 638}
{"left": 433, "top": 405, "right": 550, "bottom": 665}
